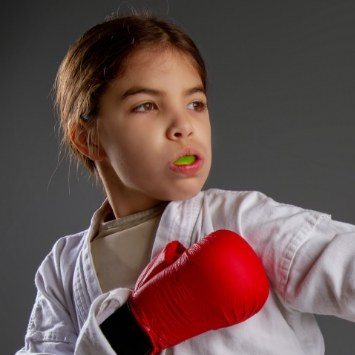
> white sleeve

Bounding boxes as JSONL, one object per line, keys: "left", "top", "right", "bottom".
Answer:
{"left": 16, "top": 248, "right": 130, "bottom": 354}
{"left": 15, "top": 288, "right": 77, "bottom": 355}
{"left": 236, "top": 191, "right": 355, "bottom": 322}
{"left": 74, "top": 289, "right": 130, "bottom": 355}
{"left": 282, "top": 216, "right": 355, "bottom": 321}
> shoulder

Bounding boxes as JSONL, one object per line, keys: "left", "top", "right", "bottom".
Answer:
{"left": 201, "top": 188, "right": 268, "bottom": 203}
{"left": 35, "top": 229, "right": 88, "bottom": 291}
{"left": 200, "top": 188, "right": 327, "bottom": 221}
{"left": 197, "top": 188, "right": 330, "bottom": 266}
{"left": 41, "top": 229, "right": 87, "bottom": 267}
{"left": 185, "top": 188, "right": 276, "bottom": 233}
{"left": 198, "top": 188, "right": 273, "bottom": 218}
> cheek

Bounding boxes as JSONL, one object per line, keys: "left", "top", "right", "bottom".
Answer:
{"left": 200, "top": 120, "right": 212, "bottom": 146}
{"left": 105, "top": 132, "right": 162, "bottom": 173}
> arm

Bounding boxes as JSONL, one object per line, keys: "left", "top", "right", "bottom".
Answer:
{"left": 233, "top": 190, "right": 355, "bottom": 321}
{"left": 283, "top": 216, "right": 355, "bottom": 320}
{"left": 16, "top": 236, "right": 129, "bottom": 355}
{"left": 16, "top": 248, "right": 78, "bottom": 354}
{"left": 16, "top": 289, "right": 77, "bottom": 355}
{"left": 16, "top": 288, "right": 130, "bottom": 355}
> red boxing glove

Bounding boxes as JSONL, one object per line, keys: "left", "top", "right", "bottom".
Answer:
{"left": 128, "top": 229, "right": 270, "bottom": 354}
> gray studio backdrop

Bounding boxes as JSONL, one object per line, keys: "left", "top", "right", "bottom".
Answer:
{"left": 2, "top": 0, "right": 355, "bottom": 354}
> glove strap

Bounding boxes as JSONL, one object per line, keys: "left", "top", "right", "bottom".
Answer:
{"left": 100, "top": 301, "right": 153, "bottom": 355}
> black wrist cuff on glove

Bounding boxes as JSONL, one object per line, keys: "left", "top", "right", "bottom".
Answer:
{"left": 99, "top": 301, "right": 153, "bottom": 355}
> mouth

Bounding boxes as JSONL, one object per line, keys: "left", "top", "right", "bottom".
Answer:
{"left": 170, "top": 148, "right": 204, "bottom": 175}
{"left": 174, "top": 155, "right": 197, "bottom": 166}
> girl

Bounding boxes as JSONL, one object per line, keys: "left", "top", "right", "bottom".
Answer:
{"left": 17, "top": 12, "right": 355, "bottom": 355}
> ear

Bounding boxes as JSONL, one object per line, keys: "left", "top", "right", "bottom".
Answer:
{"left": 69, "top": 122, "right": 107, "bottom": 161}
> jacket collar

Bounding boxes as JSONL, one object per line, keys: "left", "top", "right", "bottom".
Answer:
{"left": 73, "top": 192, "right": 204, "bottom": 327}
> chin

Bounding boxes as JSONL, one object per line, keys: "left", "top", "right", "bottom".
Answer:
{"left": 174, "top": 190, "right": 201, "bottom": 202}
{"left": 158, "top": 182, "right": 205, "bottom": 202}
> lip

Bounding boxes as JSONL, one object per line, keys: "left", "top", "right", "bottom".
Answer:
{"left": 169, "top": 147, "right": 204, "bottom": 175}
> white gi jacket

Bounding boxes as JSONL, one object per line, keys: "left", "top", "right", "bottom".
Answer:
{"left": 16, "top": 189, "right": 355, "bottom": 354}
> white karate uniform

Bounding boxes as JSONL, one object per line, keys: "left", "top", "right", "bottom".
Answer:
{"left": 16, "top": 189, "right": 355, "bottom": 354}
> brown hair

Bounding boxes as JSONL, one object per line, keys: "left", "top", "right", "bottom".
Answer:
{"left": 54, "top": 12, "right": 207, "bottom": 181}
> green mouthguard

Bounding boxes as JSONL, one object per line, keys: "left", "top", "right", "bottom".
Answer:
{"left": 174, "top": 155, "right": 196, "bottom": 165}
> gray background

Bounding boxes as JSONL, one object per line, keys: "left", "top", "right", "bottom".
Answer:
{"left": 2, "top": 0, "right": 355, "bottom": 354}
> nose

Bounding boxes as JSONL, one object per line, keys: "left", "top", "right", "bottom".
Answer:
{"left": 166, "top": 112, "right": 194, "bottom": 141}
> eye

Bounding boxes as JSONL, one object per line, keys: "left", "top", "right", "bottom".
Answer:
{"left": 132, "top": 102, "right": 158, "bottom": 113}
{"left": 187, "top": 100, "right": 208, "bottom": 112}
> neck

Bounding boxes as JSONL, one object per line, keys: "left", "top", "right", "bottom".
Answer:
{"left": 97, "top": 163, "right": 162, "bottom": 219}
{"left": 106, "top": 190, "right": 162, "bottom": 219}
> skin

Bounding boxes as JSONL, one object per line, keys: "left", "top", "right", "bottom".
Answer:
{"left": 73, "top": 46, "right": 212, "bottom": 218}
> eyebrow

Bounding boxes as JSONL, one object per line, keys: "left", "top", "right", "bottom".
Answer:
{"left": 120, "top": 85, "right": 206, "bottom": 101}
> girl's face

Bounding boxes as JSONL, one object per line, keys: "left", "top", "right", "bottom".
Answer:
{"left": 96, "top": 46, "right": 212, "bottom": 210}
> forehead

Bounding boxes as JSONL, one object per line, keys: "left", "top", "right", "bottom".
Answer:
{"left": 118, "top": 46, "right": 202, "bottom": 83}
